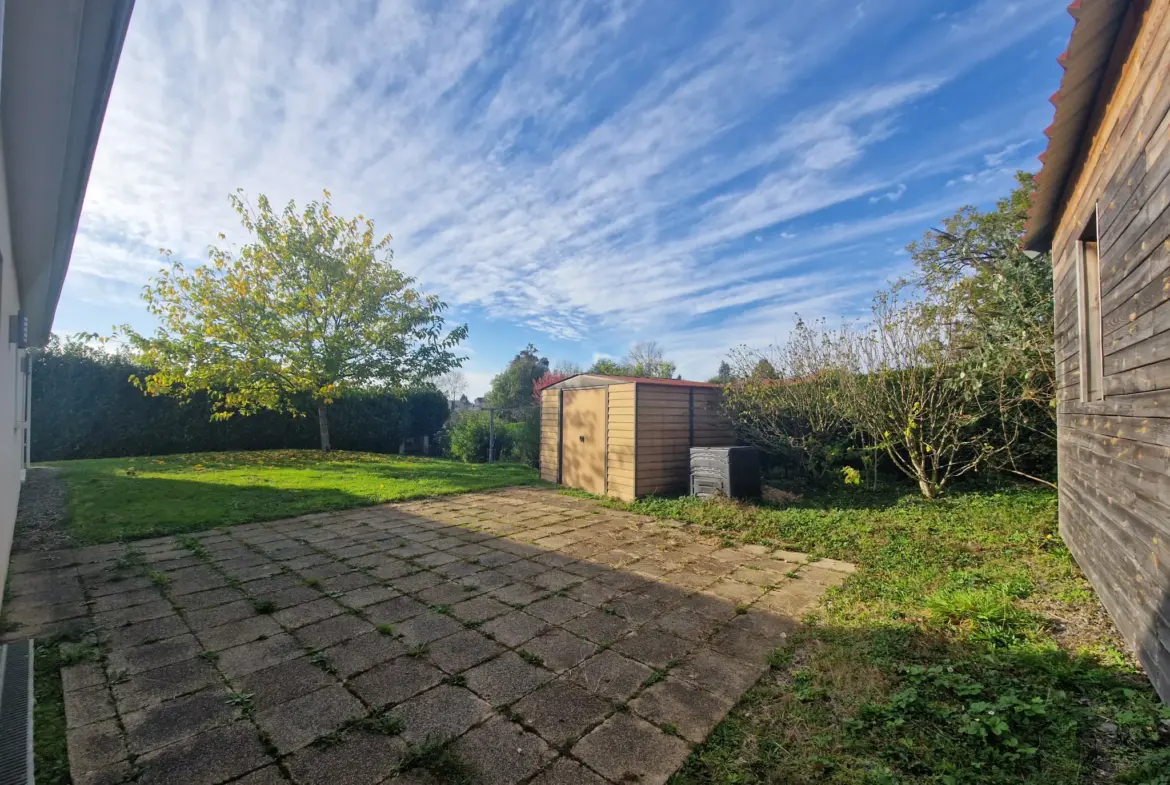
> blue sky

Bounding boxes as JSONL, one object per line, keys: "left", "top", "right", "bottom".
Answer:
{"left": 62, "top": 0, "right": 1071, "bottom": 397}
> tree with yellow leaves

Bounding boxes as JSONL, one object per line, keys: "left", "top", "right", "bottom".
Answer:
{"left": 121, "top": 190, "right": 467, "bottom": 450}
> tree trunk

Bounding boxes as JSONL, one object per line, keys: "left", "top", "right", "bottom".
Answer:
{"left": 317, "top": 402, "right": 332, "bottom": 451}
{"left": 918, "top": 477, "right": 938, "bottom": 499}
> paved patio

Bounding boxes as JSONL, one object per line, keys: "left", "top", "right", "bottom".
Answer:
{"left": 3, "top": 488, "right": 851, "bottom": 785}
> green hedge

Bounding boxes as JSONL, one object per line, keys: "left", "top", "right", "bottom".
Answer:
{"left": 31, "top": 349, "right": 448, "bottom": 461}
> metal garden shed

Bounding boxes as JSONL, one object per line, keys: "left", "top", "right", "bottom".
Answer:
{"left": 539, "top": 374, "right": 735, "bottom": 500}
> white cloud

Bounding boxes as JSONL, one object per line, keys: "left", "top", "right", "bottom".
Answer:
{"left": 69, "top": 0, "right": 1059, "bottom": 381}
{"left": 869, "top": 183, "right": 907, "bottom": 203}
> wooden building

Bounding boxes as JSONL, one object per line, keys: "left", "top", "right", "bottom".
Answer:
{"left": 539, "top": 375, "right": 735, "bottom": 501}
{"left": 1025, "top": 0, "right": 1170, "bottom": 702}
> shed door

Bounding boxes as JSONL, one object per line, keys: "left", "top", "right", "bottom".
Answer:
{"left": 561, "top": 388, "right": 606, "bottom": 495}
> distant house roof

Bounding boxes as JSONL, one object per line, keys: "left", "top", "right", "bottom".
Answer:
{"left": 1024, "top": 0, "right": 1137, "bottom": 250}
{"left": 542, "top": 373, "right": 723, "bottom": 391}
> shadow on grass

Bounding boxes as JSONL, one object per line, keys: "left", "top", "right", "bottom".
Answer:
{"left": 55, "top": 457, "right": 542, "bottom": 544}
{"left": 7, "top": 483, "right": 1167, "bottom": 785}
{"left": 672, "top": 619, "right": 1170, "bottom": 785}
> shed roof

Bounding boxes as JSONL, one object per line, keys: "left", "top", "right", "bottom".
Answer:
{"left": 542, "top": 373, "right": 723, "bottom": 391}
{"left": 1024, "top": 0, "right": 1136, "bottom": 251}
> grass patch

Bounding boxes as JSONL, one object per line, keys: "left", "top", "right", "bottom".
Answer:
{"left": 32, "top": 636, "right": 76, "bottom": 785}
{"left": 617, "top": 485, "right": 1170, "bottom": 785}
{"left": 397, "top": 737, "right": 473, "bottom": 784}
{"left": 48, "top": 449, "right": 541, "bottom": 543}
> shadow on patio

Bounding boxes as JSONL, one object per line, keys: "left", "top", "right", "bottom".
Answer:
{"left": 2, "top": 487, "right": 851, "bottom": 785}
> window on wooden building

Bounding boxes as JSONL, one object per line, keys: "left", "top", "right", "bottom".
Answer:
{"left": 1077, "top": 209, "right": 1104, "bottom": 402}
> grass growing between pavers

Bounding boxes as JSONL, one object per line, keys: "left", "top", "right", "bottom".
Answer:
{"left": 598, "top": 486, "right": 1170, "bottom": 785}
{"left": 48, "top": 450, "right": 541, "bottom": 544}
{"left": 32, "top": 635, "right": 75, "bottom": 785}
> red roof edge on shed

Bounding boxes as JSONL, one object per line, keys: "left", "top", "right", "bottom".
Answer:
{"left": 1024, "top": 0, "right": 1139, "bottom": 251}
{"left": 549, "top": 373, "right": 724, "bottom": 389}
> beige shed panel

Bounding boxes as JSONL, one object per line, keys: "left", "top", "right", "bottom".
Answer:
{"left": 539, "top": 375, "right": 734, "bottom": 501}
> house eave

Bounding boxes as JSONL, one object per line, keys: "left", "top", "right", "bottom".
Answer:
{"left": 1, "top": 0, "right": 134, "bottom": 346}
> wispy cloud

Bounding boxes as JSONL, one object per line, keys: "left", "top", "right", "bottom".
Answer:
{"left": 69, "top": 0, "right": 1065, "bottom": 380}
{"left": 869, "top": 183, "right": 907, "bottom": 203}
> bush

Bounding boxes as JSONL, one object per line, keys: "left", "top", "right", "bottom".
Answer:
{"left": 30, "top": 338, "right": 449, "bottom": 460}
{"left": 512, "top": 409, "right": 541, "bottom": 468}
{"left": 447, "top": 411, "right": 513, "bottom": 463}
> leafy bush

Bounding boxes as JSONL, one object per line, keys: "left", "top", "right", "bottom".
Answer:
{"left": 30, "top": 336, "right": 449, "bottom": 460}
{"left": 511, "top": 409, "right": 542, "bottom": 468}
{"left": 723, "top": 319, "right": 854, "bottom": 487}
{"left": 447, "top": 411, "right": 513, "bottom": 463}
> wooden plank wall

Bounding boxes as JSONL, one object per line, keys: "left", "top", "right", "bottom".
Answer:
{"left": 633, "top": 384, "right": 735, "bottom": 497}
{"left": 539, "top": 389, "right": 559, "bottom": 484}
{"left": 606, "top": 384, "right": 636, "bottom": 501}
{"left": 1051, "top": 0, "right": 1170, "bottom": 702}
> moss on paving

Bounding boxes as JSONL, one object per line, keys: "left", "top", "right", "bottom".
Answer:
{"left": 611, "top": 486, "right": 1170, "bottom": 785}
{"left": 47, "top": 450, "right": 541, "bottom": 544}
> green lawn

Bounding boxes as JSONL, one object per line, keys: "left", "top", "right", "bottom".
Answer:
{"left": 607, "top": 487, "right": 1170, "bottom": 785}
{"left": 49, "top": 450, "right": 540, "bottom": 544}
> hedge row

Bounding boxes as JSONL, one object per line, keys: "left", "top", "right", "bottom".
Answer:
{"left": 31, "top": 351, "right": 448, "bottom": 461}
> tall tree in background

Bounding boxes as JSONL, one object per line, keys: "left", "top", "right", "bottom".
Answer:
{"left": 587, "top": 341, "right": 677, "bottom": 378}
{"left": 708, "top": 360, "right": 733, "bottom": 384}
{"left": 625, "top": 341, "right": 677, "bottom": 378}
{"left": 487, "top": 344, "right": 549, "bottom": 410}
{"left": 905, "top": 171, "right": 1055, "bottom": 485}
{"left": 122, "top": 190, "right": 467, "bottom": 450}
{"left": 434, "top": 370, "right": 468, "bottom": 402}
{"left": 554, "top": 359, "right": 583, "bottom": 375}
{"left": 751, "top": 358, "right": 778, "bottom": 380}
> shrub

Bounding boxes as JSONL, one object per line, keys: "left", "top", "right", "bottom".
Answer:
{"left": 447, "top": 411, "right": 513, "bottom": 463}
{"left": 29, "top": 336, "right": 449, "bottom": 460}
{"left": 511, "top": 409, "right": 542, "bottom": 468}
{"left": 723, "top": 319, "right": 854, "bottom": 486}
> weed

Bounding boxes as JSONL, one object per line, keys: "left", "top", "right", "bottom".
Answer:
{"left": 313, "top": 730, "right": 345, "bottom": 748}
{"left": 0, "top": 618, "right": 20, "bottom": 635}
{"left": 462, "top": 619, "right": 482, "bottom": 629}
{"left": 148, "top": 571, "right": 171, "bottom": 587}
{"left": 358, "top": 710, "right": 405, "bottom": 736}
{"left": 106, "top": 668, "right": 130, "bottom": 685}
{"left": 662, "top": 723, "right": 682, "bottom": 737}
{"left": 462, "top": 584, "right": 478, "bottom": 592}
{"left": 198, "top": 650, "right": 220, "bottom": 663}
{"left": 56, "top": 639, "right": 101, "bottom": 667}
{"left": 307, "top": 651, "right": 337, "bottom": 674}
{"left": 115, "top": 550, "right": 146, "bottom": 572}
{"left": 925, "top": 588, "right": 1042, "bottom": 648}
{"left": 734, "top": 604, "right": 749, "bottom": 615}
{"left": 179, "top": 536, "right": 208, "bottom": 558}
{"left": 225, "top": 691, "right": 255, "bottom": 714}
{"left": 397, "top": 737, "right": 473, "bottom": 784}
{"left": 644, "top": 668, "right": 668, "bottom": 687}
{"left": 517, "top": 650, "right": 544, "bottom": 667}
{"left": 304, "top": 578, "right": 322, "bottom": 587}
{"left": 251, "top": 598, "right": 277, "bottom": 614}
{"left": 376, "top": 623, "right": 396, "bottom": 636}
{"left": 430, "top": 604, "right": 452, "bottom": 615}
{"left": 784, "top": 570, "right": 800, "bottom": 579}
{"left": 766, "top": 648, "right": 791, "bottom": 670}
{"left": 406, "top": 644, "right": 430, "bottom": 658}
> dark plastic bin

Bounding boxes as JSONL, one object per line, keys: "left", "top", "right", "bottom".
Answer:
{"left": 689, "top": 446, "right": 761, "bottom": 499}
